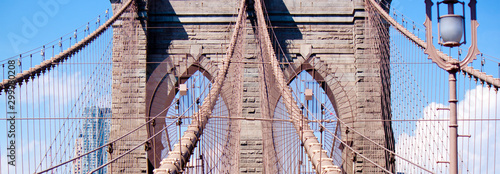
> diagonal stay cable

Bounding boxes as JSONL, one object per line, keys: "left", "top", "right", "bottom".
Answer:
{"left": 36, "top": 95, "right": 181, "bottom": 174}
{"left": 87, "top": 113, "right": 180, "bottom": 174}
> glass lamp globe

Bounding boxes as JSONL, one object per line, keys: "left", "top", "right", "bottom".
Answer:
{"left": 439, "top": 14, "right": 464, "bottom": 47}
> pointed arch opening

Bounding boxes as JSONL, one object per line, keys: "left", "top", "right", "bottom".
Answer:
{"left": 272, "top": 70, "right": 345, "bottom": 173}
{"left": 146, "top": 59, "right": 236, "bottom": 171}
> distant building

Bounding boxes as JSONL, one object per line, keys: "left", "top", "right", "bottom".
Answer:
{"left": 73, "top": 138, "right": 83, "bottom": 174}
{"left": 73, "top": 107, "right": 111, "bottom": 174}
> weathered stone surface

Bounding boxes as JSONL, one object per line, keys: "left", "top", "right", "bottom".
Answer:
{"left": 238, "top": 15, "right": 265, "bottom": 173}
{"left": 111, "top": 0, "right": 393, "bottom": 173}
{"left": 109, "top": 1, "right": 149, "bottom": 173}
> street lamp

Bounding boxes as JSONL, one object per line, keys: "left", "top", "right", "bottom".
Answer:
{"left": 424, "top": 0, "right": 480, "bottom": 70}
{"left": 423, "top": 1, "right": 481, "bottom": 174}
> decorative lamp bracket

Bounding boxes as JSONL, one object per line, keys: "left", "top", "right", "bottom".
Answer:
{"left": 424, "top": 0, "right": 481, "bottom": 71}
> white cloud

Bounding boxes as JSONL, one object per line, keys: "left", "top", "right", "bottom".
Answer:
{"left": 395, "top": 86, "right": 500, "bottom": 174}
{"left": 19, "top": 70, "right": 83, "bottom": 104}
{"left": 1, "top": 140, "right": 50, "bottom": 174}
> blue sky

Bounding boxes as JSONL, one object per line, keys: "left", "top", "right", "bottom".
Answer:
{"left": 391, "top": 0, "right": 500, "bottom": 78}
{"left": 0, "top": 0, "right": 111, "bottom": 58}
{"left": 0, "top": 1, "right": 111, "bottom": 173}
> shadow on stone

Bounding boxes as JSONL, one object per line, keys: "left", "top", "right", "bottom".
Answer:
{"left": 147, "top": 0, "right": 189, "bottom": 76}
{"left": 264, "top": 0, "right": 302, "bottom": 64}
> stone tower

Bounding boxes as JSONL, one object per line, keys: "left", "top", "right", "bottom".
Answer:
{"left": 109, "top": 0, "right": 394, "bottom": 173}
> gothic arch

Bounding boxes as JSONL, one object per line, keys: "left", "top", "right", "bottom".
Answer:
{"left": 145, "top": 54, "right": 226, "bottom": 167}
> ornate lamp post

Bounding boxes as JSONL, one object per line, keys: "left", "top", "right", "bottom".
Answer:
{"left": 424, "top": 0, "right": 480, "bottom": 174}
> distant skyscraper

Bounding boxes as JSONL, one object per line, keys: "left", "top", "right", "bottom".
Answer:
{"left": 73, "top": 107, "right": 111, "bottom": 174}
